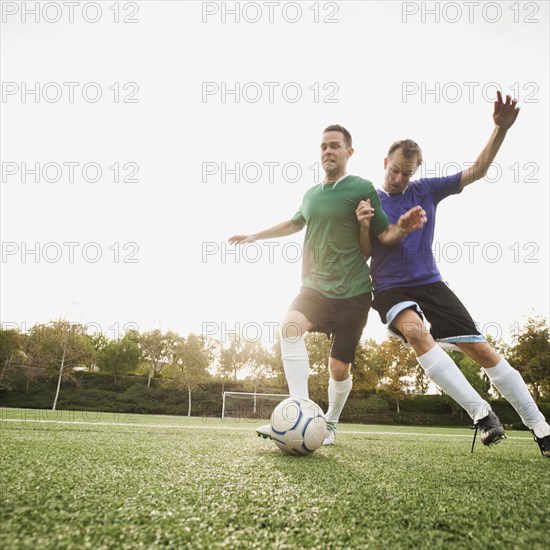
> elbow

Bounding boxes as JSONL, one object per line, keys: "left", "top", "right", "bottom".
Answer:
{"left": 377, "top": 235, "right": 388, "bottom": 247}
{"left": 478, "top": 167, "right": 489, "bottom": 179}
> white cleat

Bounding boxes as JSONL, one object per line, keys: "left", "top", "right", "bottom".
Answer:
{"left": 323, "top": 422, "right": 336, "bottom": 446}
{"left": 256, "top": 424, "right": 273, "bottom": 439}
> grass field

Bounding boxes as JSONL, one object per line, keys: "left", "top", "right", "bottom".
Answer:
{"left": 1, "top": 408, "right": 548, "bottom": 549}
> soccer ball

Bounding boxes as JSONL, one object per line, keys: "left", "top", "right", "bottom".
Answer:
{"left": 270, "top": 397, "right": 327, "bottom": 456}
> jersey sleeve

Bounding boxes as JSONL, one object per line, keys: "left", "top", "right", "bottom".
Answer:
{"left": 367, "top": 184, "right": 390, "bottom": 235}
{"left": 290, "top": 208, "right": 306, "bottom": 229}
{"left": 421, "top": 171, "right": 463, "bottom": 204}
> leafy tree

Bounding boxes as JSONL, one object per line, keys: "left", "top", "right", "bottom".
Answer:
{"left": 0, "top": 328, "right": 26, "bottom": 390}
{"left": 217, "top": 334, "right": 244, "bottom": 384}
{"left": 305, "top": 332, "right": 333, "bottom": 399}
{"left": 353, "top": 338, "right": 386, "bottom": 394}
{"left": 88, "top": 331, "right": 109, "bottom": 353}
{"left": 510, "top": 316, "right": 550, "bottom": 400}
{"left": 239, "top": 339, "right": 271, "bottom": 414}
{"left": 139, "top": 330, "right": 179, "bottom": 387}
{"left": 377, "top": 337, "right": 417, "bottom": 412}
{"left": 87, "top": 331, "right": 109, "bottom": 372}
{"left": 170, "top": 334, "right": 212, "bottom": 416}
{"left": 266, "top": 333, "right": 285, "bottom": 387}
{"left": 413, "top": 364, "right": 431, "bottom": 396}
{"left": 305, "top": 332, "right": 332, "bottom": 376}
{"left": 26, "top": 321, "right": 96, "bottom": 410}
{"left": 97, "top": 330, "right": 141, "bottom": 383}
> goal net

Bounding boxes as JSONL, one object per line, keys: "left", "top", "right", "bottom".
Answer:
{"left": 222, "top": 391, "right": 290, "bottom": 420}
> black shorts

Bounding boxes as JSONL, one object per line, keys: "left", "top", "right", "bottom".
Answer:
{"left": 372, "top": 281, "right": 485, "bottom": 345}
{"left": 288, "top": 286, "right": 372, "bottom": 364}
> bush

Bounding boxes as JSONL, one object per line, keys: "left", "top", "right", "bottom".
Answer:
{"left": 3, "top": 369, "right": 548, "bottom": 428}
{"left": 400, "top": 395, "right": 453, "bottom": 415}
{"left": 364, "top": 395, "right": 391, "bottom": 413}
{"left": 58, "top": 388, "right": 118, "bottom": 412}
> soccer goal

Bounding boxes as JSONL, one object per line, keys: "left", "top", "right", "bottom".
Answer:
{"left": 221, "top": 391, "right": 290, "bottom": 420}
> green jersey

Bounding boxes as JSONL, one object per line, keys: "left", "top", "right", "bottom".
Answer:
{"left": 291, "top": 175, "right": 389, "bottom": 298}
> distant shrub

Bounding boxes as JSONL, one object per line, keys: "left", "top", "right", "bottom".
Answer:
{"left": 364, "top": 395, "right": 391, "bottom": 413}
{"left": 400, "top": 395, "right": 453, "bottom": 415}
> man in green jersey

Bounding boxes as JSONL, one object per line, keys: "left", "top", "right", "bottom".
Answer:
{"left": 229, "top": 125, "right": 426, "bottom": 445}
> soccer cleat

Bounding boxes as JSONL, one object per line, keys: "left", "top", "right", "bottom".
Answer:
{"left": 530, "top": 430, "right": 550, "bottom": 458}
{"left": 471, "top": 411, "right": 506, "bottom": 452}
{"left": 256, "top": 424, "right": 273, "bottom": 440}
{"left": 323, "top": 422, "right": 336, "bottom": 446}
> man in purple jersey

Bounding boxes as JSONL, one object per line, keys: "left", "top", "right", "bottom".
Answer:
{"left": 361, "top": 92, "right": 550, "bottom": 457}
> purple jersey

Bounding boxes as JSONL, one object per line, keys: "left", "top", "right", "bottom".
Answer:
{"left": 371, "top": 172, "right": 463, "bottom": 293}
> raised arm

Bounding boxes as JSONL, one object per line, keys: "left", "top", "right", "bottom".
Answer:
{"left": 460, "top": 91, "right": 520, "bottom": 189}
{"left": 228, "top": 220, "right": 302, "bottom": 245}
{"left": 377, "top": 205, "right": 427, "bottom": 246}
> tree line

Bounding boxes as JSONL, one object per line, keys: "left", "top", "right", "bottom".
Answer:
{"left": 1, "top": 316, "right": 549, "bottom": 415}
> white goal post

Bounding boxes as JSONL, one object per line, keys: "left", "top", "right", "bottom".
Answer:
{"left": 222, "top": 391, "right": 290, "bottom": 420}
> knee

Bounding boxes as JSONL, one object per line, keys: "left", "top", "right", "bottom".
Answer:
{"left": 400, "top": 320, "right": 429, "bottom": 348}
{"left": 463, "top": 343, "right": 500, "bottom": 367}
{"left": 329, "top": 359, "right": 350, "bottom": 381}
{"left": 280, "top": 310, "right": 313, "bottom": 341}
{"left": 280, "top": 315, "right": 305, "bottom": 340}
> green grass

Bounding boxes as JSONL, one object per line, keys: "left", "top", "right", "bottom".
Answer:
{"left": 1, "top": 408, "right": 548, "bottom": 549}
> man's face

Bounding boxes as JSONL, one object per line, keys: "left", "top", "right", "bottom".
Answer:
{"left": 383, "top": 148, "right": 419, "bottom": 194}
{"left": 321, "top": 131, "right": 353, "bottom": 179}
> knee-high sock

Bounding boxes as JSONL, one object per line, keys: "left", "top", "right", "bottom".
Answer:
{"left": 484, "top": 357, "right": 550, "bottom": 438}
{"left": 280, "top": 336, "right": 309, "bottom": 400}
{"left": 325, "top": 376, "right": 353, "bottom": 424}
{"left": 418, "top": 345, "right": 490, "bottom": 422}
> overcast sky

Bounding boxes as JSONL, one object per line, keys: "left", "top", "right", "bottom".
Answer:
{"left": 1, "top": 1, "right": 548, "bottom": 348}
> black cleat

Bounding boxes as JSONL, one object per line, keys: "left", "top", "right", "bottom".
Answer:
{"left": 471, "top": 412, "right": 506, "bottom": 452}
{"left": 530, "top": 430, "right": 550, "bottom": 458}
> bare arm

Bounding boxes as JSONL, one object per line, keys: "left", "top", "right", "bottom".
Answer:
{"left": 356, "top": 199, "right": 374, "bottom": 260}
{"left": 460, "top": 91, "right": 520, "bottom": 189}
{"left": 228, "top": 220, "right": 302, "bottom": 245}
{"left": 377, "top": 205, "right": 427, "bottom": 247}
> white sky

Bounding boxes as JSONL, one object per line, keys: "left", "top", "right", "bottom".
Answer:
{"left": 1, "top": 1, "right": 548, "bottom": 348}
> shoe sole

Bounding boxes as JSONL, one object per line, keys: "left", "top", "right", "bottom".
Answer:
{"left": 256, "top": 431, "right": 272, "bottom": 440}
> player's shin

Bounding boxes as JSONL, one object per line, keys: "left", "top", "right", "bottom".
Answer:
{"left": 325, "top": 375, "right": 353, "bottom": 424}
{"left": 484, "top": 358, "right": 550, "bottom": 438}
{"left": 417, "top": 345, "right": 490, "bottom": 422}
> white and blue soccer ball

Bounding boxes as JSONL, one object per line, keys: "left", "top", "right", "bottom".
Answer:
{"left": 270, "top": 397, "right": 327, "bottom": 456}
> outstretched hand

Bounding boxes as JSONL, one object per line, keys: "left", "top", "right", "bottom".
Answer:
{"left": 493, "top": 90, "right": 520, "bottom": 130}
{"left": 397, "top": 205, "right": 427, "bottom": 234}
{"left": 228, "top": 234, "right": 256, "bottom": 245}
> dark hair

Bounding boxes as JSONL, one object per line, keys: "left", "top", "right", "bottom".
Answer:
{"left": 323, "top": 124, "right": 352, "bottom": 148}
{"left": 387, "top": 139, "right": 423, "bottom": 165}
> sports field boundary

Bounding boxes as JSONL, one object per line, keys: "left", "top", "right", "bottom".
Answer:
{"left": 0, "top": 417, "right": 534, "bottom": 440}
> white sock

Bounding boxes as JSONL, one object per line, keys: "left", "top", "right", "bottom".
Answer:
{"left": 484, "top": 357, "right": 550, "bottom": 438}
{"left": 418, "top": 345, "right": 490, "bottom": 422}
{"left": 325, "top": 376, "right": 353, "bottom": 424}
{"left": 280, "top": 336, "right": 309, "bottom": 400}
